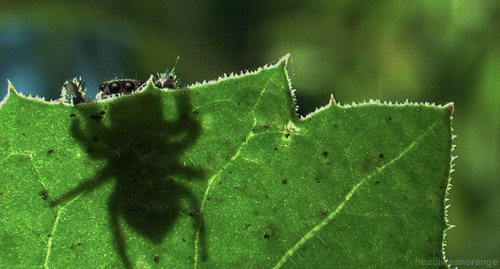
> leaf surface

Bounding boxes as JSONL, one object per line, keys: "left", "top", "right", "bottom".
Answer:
{"left": 0, "top": 56, "right": 453, "bottom": 268}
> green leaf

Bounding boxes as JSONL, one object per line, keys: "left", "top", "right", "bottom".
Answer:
{"left": 0, "top": 56, "right": 454, "bottom": 268}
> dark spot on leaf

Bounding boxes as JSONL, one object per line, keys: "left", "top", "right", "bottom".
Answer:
{"left": 375, "top": 180, "right": 380, "bottom": 184}
{"left": 180, "top": 206, "right": 199, "bottom": 218}
{"left": 439, "top": 185, "right": 444, "bottom": 189}
{"left": 386, "top": 116, "right": 392, "bottom": 121}
{"left": 228, "top": 171, "right": 232, "bottom": 174}
{"left": 389, "top": 234, "right": 394, "bottom": 237}
{"left": 264, "top": 233, "right": 271, "bottom": 239}
{"left": 322, "top": 151, "right": 328, "bottom": 157}
{"left": 70, "top": 113, "right": 76, "bottom": 117}
{"left": 90, "top": 114, "right": 102, "bottom": 121}
{"left": 282, "top": 178, "right": 288, "bottom": 184}
{"left": 264, "top": 124, "right": 270, "bottom": 130}
{"left": 0, "top": 192, "right": 4, "bottom": 198}
{"left": 379, "top": 153, "right": 384, "bottom": 158}
{"left": 193, "top": 110, "right": 199, "bottom": 115}
{"left": 274, "top": 147, "right": 278, "bottom": 151}
{"left": 182, "top": 238, "right": 186, "bottom": 242}
{"left": 47, "top": 149, "right": 54, "bottom": 154}
{"left": 40, "top": 189, "right": 49, "bottom": 200}
{"left": 98, "top": 110, "right": 105, "bottom": 115}
{"left": 245, "top": 224, "right": 251, "bottom": 230}
{"left": 315, "top": 177, "right": 321, "bottom": 183}
{"left": 22, "top": 133, "right": 26, "bottom": 136}
{"left": 284, "top": 133, "right": 291, "bottom": 138}
{"left": 154, "top": 256, "right": 161, "bottom": 263}
{"left": 321, "top": 209, "right": 329, "bottom": 217}
{"left": 236, "top": 102, "right": 240, "bottom": 106}
{"left": 70, "top": 242, "right": 84, "bottom": 249}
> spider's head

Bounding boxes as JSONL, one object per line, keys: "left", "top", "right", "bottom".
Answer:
{"left": 97, "top": 79, "right": 144, "bottom": 99}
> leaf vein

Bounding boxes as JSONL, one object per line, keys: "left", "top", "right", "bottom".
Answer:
{"left": 194, "top": 80, "right": 271, "bottom": 267}
{"left": 273, "top": 118, "right": 441, "bottom": 268}
{"left": 43, "top": 208, "right": 62, "bottom": 269}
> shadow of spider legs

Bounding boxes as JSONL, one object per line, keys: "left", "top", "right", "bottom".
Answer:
{"left": 51, "top": 90, "right": 207, "bottom": 267}
{"left": 50, "top": 165, "right": 207, "bottom": 267}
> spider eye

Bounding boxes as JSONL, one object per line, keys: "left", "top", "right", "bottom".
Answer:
{"left": 124, "top": 81, "right": 135, "bottom": 92}
{"left": 99, "top": 83, "right": 106, "bottom": 91}
{"left": 109, "top": 82, "right": 121, "bottom": 93}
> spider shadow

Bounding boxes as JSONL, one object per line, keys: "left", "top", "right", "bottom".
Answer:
{"left": 51, "top": 88, "right": 206, "bottom": 267}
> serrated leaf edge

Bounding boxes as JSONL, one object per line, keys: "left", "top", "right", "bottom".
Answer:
{"left": 186, "top": 54, "right": 291, "bottom": 89}
{"left": 442, "top": 104, "right": 457, "bottom": 269}
{"left": 302, "top": 98, "right": 455, "bottom": 121}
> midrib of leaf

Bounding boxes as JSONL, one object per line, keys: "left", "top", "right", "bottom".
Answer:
{"left": 272, "top": 115, "right": 442, "bottom": 268}
{"left": 193, "top": 76, "right": 272, "bottom": 267}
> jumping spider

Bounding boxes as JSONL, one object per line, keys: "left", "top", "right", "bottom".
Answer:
{"left": 154, "top": 71, "right": 178, "bottom": 89}
{"left": 54, "top": 72, "right": 206, "bottom": 267}
{"left": 62, "top": 77, "right": 86, "bottom": 105}
{"left": 63, "top": 71, "right": 178, "bottom": 105}
{"left": 97, "top": 79, "right": 144, "bottom": 99}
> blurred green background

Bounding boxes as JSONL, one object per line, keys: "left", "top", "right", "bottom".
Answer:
{"left": 1, "top": 0, "right": 498, "bottom": 266}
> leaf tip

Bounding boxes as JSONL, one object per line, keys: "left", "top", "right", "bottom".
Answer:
{"left": 444, "top": 102, "right": 454, "bottom": 115}
{"left": 330, "top": 94, "right": 337, "bottom": 105}
{"left": 277, "top": 53, "right": 290, "bottom": 68}
{"left": 1, "top": 80, "right": 18, "bottom": 106}
{"left": 139, "top": 75, "right": 155, "bottom": 92}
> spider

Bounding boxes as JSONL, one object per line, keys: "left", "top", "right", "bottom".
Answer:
{"left": 52, "top": 76, "right": 206, "bottom": 267}
{"left": 97, "top": 79, "right": 145, "bottom": 99}
{"left": 154, "top": 71, "right": 178, "bottom": 89}
{"left": 62, "top": 77, "right": 86, "bottom": 105}
{"left": 63, "top": 71, "right": 178, "bottom": 105}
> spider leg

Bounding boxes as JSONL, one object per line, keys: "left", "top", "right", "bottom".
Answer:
{"left": 109, "top": 190, "right": 132, "bottom": 268}
{"left": 50, "top": 171, "right": 113, "bottom": 207}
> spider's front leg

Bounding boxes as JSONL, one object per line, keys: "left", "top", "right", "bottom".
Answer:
{"left": 62, "top": 77, "right": 86, "bottom": 105}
